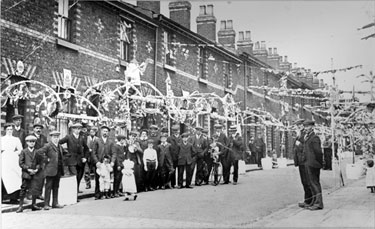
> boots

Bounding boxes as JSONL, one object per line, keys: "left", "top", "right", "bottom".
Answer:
{"left": 31, "top": 196, "right": 42, "bottom": 211}
{"left": 16, "top": 197, "right": 24, "bottom": 213}
{"left": 105, "top": 191, "right": 110, "bottom": 199}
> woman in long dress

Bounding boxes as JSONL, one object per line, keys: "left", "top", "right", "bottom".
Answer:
{"left": 1, "top": 123, "right": 23, "bottom": 203}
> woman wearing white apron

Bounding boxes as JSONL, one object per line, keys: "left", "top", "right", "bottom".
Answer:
{"left": 1, "top": 123, "right": 23, "bottom": 203}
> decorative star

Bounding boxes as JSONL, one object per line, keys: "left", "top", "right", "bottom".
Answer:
{"left": 182, "top": 48, "right": 189, "bottom": 60}
{"left": 214, "top": 63, "right": 218, "bottom": 73}
{"left": 146, "top": 41, "right": 153, "bottom": 53}
{"left": 95, "top": 18, "right": 104, "bottom": 33}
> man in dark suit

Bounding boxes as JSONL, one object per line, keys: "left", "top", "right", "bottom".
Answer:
{"left": 112, "top": 135, "right": 127, "bottom": 197}
{"left": 177, "top": 133, "right": 196, "bottom": 188}
{"left": 189, "top": 126, "right": 208, "bottom": 186}
{"left": 167, "top": 125, "right": 181, "bottom": 188}
{"left": 293, "top": 119, "right": 313, "bottom": 209}
{"left": 85, "top": 126, "right": 99, "bottom": 189}
{"left": 12, "top": 114, "right": 27, "bottom": 148}
{"left": 92, "top": 125, "right": 115, "bottom": 199}
{"left": 157, "top": 133, "right": 174, "bottom": 189}
{"left": 250, "top": 134, "right": 266, "bottom": 168}
{"left": 58, "top": 123, "right": 89, "bottom": 193}
{"left": 228, "top": 126, "right": 244, "bottom": 185}
{"left": 33, "top": 124, "right": 48, "bottom": 150}
{"left": 302, "top": 120, "right": 324, "bottom": 211}
{"left": 38, "top": 131, "right": 65, "bottom": 210}
{"left": 214, "top": 123, "right": 230, "bottom": 184}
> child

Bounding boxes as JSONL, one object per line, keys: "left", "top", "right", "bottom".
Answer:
{"left": 122, "top": 159, "right": 138, "bottom": 200}
{"left": 143, "top": 139, "right": 158, "bottom": 191}
{"left": 96, "top": 155, "right": 113, "bottom": 199}
{"left": 365, "top": 159, "right": 375, "bottom": 193}
{"left": 272, "top": 153, "right": 279, "bottom": 169}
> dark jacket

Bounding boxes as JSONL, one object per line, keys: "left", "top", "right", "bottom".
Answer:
{"left": 92, "top": 137, "right": 115, "bottom": 165}
{"left": 13, "top": 128, "right": 26, "bottom": 148}
{"left": 303, "top": 131, "right": 323, "bottom": 169}
{"left": 158, "top": 143, "right": 173, "bottom": 171}
{"left": 229, "top": 135, "right": 244, "bottom": 161}
{"left": 177, "top": 142, "right": 195, "bottom": 165}
{"left": 19, "top": 148, "right": 43, "bottom": 179}
{"left": 189, "top": 134, "right": 208, "bottom": 159}
{"left": 293, "top": 132, "right": 306, "bottom": 166}
{"left": 59, "top": 134, "right": 90, "bottom": 166}
{"left": 33, "top": 133, "right": 48, "bottom": 150}
{"left": 112, "top": 144, "right": 127, "bottom": 170}
{"left": 167, "top": 134, "right": 182, "bottom": 162}
{"left": 37, "top": 142, "right": 65, "bottom": 177}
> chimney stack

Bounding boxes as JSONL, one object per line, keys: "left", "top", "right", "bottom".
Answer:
{"left": 284, "top": 55, "right": 288, "bottom": 63}
{"left": 196, "top": 4, "right": 217, "bottom": 42}
{"left": 268, "top": 48, "right": 272, "bottom": 55}
{"left": 261, "top": 41, "right": 266, "bottom": 50}
{"left": 137, "top": 1, "right": 160, "bottom": 14}
{"left": 169, "top": 1, "right": 191, "bottom": 30}
{"left": 218, "top": 20, "right": 236, "bottom": 49}
{"left": 237, "top": 30, "right": 253, "bottom": 54}
{"left": 273, "top": 48, "right": 277, "bottom": 55}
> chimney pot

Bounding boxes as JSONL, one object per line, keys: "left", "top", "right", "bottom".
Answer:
{"left": 220, "top": 20, "right": 226, "bottom": 30}
{"left": 255, "top": 41, "right": 260, "bottom": 49}
{"left": 199, "top": 5, "right": 206, "bottom": 15}
{"left": 207, "top": 5, "right": 213, "bottom": 15}
{"left": 268, "top": 48, "right": 272, "bottom": 55}
{"left": 227, "top": 20, "right": 233, "bottom": 29}
{"left": 273, "top": 48, "right": 277, "bottom": 55}
{"left": 239, "top": 31, "right": 244, "bottom": 41}
{"left": 261, "top": 41, "right": 266, "bottom": 50}
{"left": 294, "top": 62, "right": 297, "bottom": 68}
{"left": 245, "top": 31, "right": 251, "bottom": 40}
{"left": 284, "top": 55, "right": 288, "bottom": 62}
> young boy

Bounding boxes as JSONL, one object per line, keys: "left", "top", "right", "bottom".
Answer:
{"left": 96, "top": 155, "right": 113, "bottom": 199}
{"left": 17, "top": 135, "right": 44, "bottom": 213}
{"left": 143, "top": 139, "right": 158, "bottom": 191}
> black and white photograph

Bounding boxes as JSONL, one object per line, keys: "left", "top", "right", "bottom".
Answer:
{"left": 1, "top": 0, "right": 374, "bottom": 228}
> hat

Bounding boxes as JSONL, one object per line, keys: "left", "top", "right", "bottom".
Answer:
{"left": 49, "top": 130, "right": 60, "bottom": 136}
{"left": 12, "top": 114, "right": 24, "bottom": 120}
{"left": 130, "top": 130, "right": 139, "bottom": 136}
{"left": 116, "top": 135, "right": 126, "bottom": 141}
{"left": 140, "top": 129, "right": 149, "bottom": 134}
{"left": 100, "top": 125, "right": 110, "bottom": 131}
{"left": 214, "top": 123, "right": 223, "bottom": 129}
{"left": 147, "top": 139, "right": 154, "bottom": 144}
{"left": 202, "top": 128, "right": 209, "bottom": 134}
{"left": 171, "top": 125, "right": 180, "bottom": 131}
{"left": 3, "top": 123, "right": 14, "bottom": 129}
{"left": 33, "top": 123, "right": 44, "bottom": 129}
{"left": 149, "top": 125, "right": 158, "bottom": 130}
{"left": 25, "top": 135, "right": 37, "bottom": 141}
{"left": 160, "top": 132, "right": 168, "bottom": 138}
{"left": 71, "top": 123, "right": 83, "bottom": 128}
{"left": 90, "top": 126, "right": 98, "bottom": 131}
{"left": 303, "top": 120, "right": 315, "bottom": 126}
{"left": 228, "top": 125, "right": 237, "bottom": 132}
{"left": 293, "top": 119, "right": 305, "bottom": 125}
{"left": 212, "top": 134, "right": 219, "bottom": 140}
{"left": 160, "top": 127, "right": 168, "bottom": 133}
{"left": 195, "top": 126, "right": 203, "bottom": 131}
{"left": 181, "top": 132, "right": 190, "bottom": 138}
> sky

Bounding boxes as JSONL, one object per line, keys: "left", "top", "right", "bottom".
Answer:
{"left": 132, "top": 1, "right": 375, "bottom": 102}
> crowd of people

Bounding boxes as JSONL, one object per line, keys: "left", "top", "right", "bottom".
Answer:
{"left": 1, "top": 114, "right": 245, "bottom": 213}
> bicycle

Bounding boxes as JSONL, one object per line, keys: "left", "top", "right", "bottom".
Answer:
{"left": 210, "top": 151, "right": 222, "bottom": 185}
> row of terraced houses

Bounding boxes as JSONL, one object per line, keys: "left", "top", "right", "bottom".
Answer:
{"left": 1, "top": 0, "right": 325, "bottom": 158}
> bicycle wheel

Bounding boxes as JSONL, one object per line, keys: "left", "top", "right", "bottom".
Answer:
{"left": 216, "top": 162, "right": 223, "bottom": 183}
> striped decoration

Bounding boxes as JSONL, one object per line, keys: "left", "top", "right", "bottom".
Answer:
{"left": 52, "top": 70, "right": 81, "bottom": 89}
{"left": 1, "top": 57, "right": 37, "bottom": 79}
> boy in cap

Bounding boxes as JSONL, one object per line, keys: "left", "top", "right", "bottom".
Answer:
{"left": 157, "top": 133, "right": 174, "bottom": 189}
{"left": 177, "top": 133, "right": 195, "bottom": 189}
{"left": 143, "top": 139, "right": 158, "bottom": 191}
{"left": 12, "top": 114, "right": 26, "bottom": 147}
{"left": 38, "top": 131, "right": 65, "bottom": 210}
{"left": 17, "top": 135, "right": 44, "bottom": 213}
{"left": 59, "top": 123, "right": 90, "bottom": 193}
{"left": 167, "top": 125, "right": 181, "bottom": 188}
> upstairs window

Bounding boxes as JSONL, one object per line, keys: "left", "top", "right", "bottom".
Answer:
{"left": 120, "top": 19, "right": 132, "bottom": 61}
{"left": 198, "top": 48, "right": 206, "bottom": 79}
{"left": 58, "top": 0, "right": 71, "bottom": 41}
{"left": 164, "top": 31, "right": 173, "bottom": 66}
{"left": 224, "top": 62, "right": 230, "bottom": 88}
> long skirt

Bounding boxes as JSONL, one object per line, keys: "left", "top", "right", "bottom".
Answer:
{"left": 2, "top": 149, "right": 22, "bottom": 194}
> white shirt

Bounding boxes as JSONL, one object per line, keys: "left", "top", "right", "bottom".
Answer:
{"left": 143, "top": 148, "right": 158, "bottom": 167}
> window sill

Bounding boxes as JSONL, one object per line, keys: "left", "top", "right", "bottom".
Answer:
{"left": 224, "top": 88, "right": 234, "bottom": 94}
{"left": 198, "top": 78, "right": 208, "bottom": 85}
{"left": 56, "top": 38, "right": 80, "bottom": 52}
{"left": 119, "top": 59, "right": 129, "bottom": 67}
{"left": 163, "top": 64, "right": 176, "bottom": 72}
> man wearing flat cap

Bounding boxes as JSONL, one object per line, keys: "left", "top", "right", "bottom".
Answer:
{"left": 92, "top": 125, "right": 115, "bottom": 199}
{"left": 59, "top": 123, "right": 90, "bottom": 193}
{"left": 227, "top": 126, "right": 244, "bottom": 185}
{"left": 37, "top": 131, "right": 65, "bottom": 210}
{"left": 302, "top": 120, "right": 324, "bottom": 210}
{"left": 12, "top": 114, "right": 26, "bottom": 147}
{"left": 112, "top": 135, "right": 127, "bottom": 197}
{"left": 84, "top": 125, "right": 99, "bottom": 190}
{"left": 167, "top": 124, "right": 181, "bottom": 188}
{"left": 177, "top": 132, "right": 196, "bottom": 188}
{"left": 32, "top": 123, "right": 48, "bottom": 150}
{"left": 189, "top": 126, "right": 208, "bottom": 186}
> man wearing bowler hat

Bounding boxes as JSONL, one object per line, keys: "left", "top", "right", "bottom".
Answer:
{"left": 12, "top": 114, "right": 26, "bottom": 147}
{"left": 33, "top": 123, "right": 48, "bottom": 150}
{"left": 167, "top": 124, "right": 181, "bottom": 188}
{"left": 92, "top": 125, "right": 115, "bottom": 199}
{"left": 37, "top": 131, "right": 65, "bottom": 210}
{"left": 302, "top": 120, "right": 324, "bottom": 210}
{"left": 59, "top": 123, "right": 90, "bottom": 193}
{"left": 189, "top": 126, "right": 208, "bottom": 186}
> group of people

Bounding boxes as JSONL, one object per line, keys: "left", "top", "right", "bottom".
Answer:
{"left": 1, "top": 114, "right": 246, "bottom": 213}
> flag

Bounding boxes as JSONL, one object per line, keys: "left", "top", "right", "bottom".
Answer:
{"left": 358, "top": 22, "right": 375, "bottom": 30}
{"left": 361, "top": 33, "right": 375, "bottom": 40}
